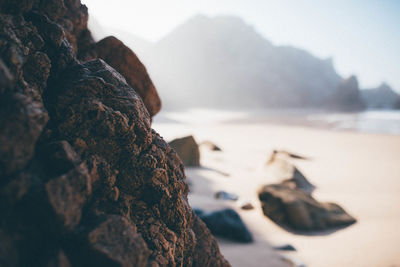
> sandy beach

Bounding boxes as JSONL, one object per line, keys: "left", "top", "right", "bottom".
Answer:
{"left": 153, "top": 121, "right": 400, "bottom": 267}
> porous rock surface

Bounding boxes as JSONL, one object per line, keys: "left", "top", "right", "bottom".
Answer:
{"left": 88, "top": 36, "right": 162, "bottom": 117}
{"left": 0, "top": 1, "right": 229, "bottom": 266}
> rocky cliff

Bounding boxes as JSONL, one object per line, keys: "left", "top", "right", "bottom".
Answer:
{"left": 128, "top": 15, "right": 343, "bottom": 110}
{"left": 325, "top": 75, "right": 365, "bottom": 111}
{"left": 361, "top": 83, "right": 400, "bottom": 109}
{"left": 0, "top": 1, "right": 229, "bottom": 266}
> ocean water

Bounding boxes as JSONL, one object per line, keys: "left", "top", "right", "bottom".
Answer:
{"left": 307, "top": 110, "right": 400, "bottom": 135}
{"left": 154, "top": 108, "right": 400, "bottom": 135}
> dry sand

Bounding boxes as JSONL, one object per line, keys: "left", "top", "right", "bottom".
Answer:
{"left": 153, "top": 122, "right": 400, "bottom": 267}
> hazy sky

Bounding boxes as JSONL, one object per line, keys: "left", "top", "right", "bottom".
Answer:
{"left": 82, "top": 0, "right": 400, "bottom": 92}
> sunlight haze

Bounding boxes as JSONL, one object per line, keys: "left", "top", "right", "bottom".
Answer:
{"left": 82, "top": 0, "right": 400, "bottom": 92}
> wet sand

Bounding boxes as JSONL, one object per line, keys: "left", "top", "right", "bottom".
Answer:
{"left": 153, "top": 122, "right": 400, "bottom": 267}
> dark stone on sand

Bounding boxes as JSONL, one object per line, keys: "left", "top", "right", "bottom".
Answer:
{"left": 197, "top": 209, "right": 253, "bottom": 243}
{"left": 201, "top": 141, "right": 222, "bottom": 151}
{"left": 240, "top": 203, "right": 255, "bottom": 210}
{"left": 169, "top": 135, "right": 200, "bottom": 167}
{"left": 272, "top": 150, "right": 310, "bottom": 160}
{"left": 215, "top": 191, "right": 239, "bottom": 201}
{"left": 258, "top": 184, "right": 356, "bottom": 231}
{"left": 211, "top": 145, "right": 222, "bottom": 151}
{"left": 273, "top": 244, "right": 296, "bottom": 251}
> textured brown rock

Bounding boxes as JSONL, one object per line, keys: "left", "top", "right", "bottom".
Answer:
{"left": 38, "top": 141, "right": 82, "bottom": 177}
{"left": 90, "top": 36, "right": 161, "bottom": 117}
{"left": 45, "top": 163, "right": 91, "bottom": 231}
{"left": 191, "top": 216, "right": 230, "bottom": 267}
{"left": 0, "top": 93, "right": 48, "bottom": 176}
{"left": 258, "top": 183, "right": 356, "bottom": 231}
{"left": 0, "top": 1, "right": 229, "bottom": 266}
{"left": 169, "top": 135, "right": 200, "bottom": 167}
{"left": 86, "top": 215, "right": 150, "bottom": 267}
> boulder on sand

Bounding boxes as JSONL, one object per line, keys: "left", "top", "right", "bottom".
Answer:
{"left": 215, "top": 191, "right": 239, "bottom": 201}
{"left": 240, "top": 203, "right": 255, "bottom": 210}
{"left": 169, "top": 135, "right": 200, "bottom": 166}
{"left": 196, "top": 209, "right": 253, "bottom": 243}
{"left": 258, "top": 183, "right": 356, "bottom": 231}
{"left": 273, "top": 244, "right": 296, "bottom": 251}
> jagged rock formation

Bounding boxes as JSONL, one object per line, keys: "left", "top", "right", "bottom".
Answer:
{"left": 326, "top": 75, "right": 365, "bottom": 111}
{"left": 395, "top": 99, "right": 400, "bottom": 109}
{"left": 124, "top": 15, "right": 343, "bottom": 110}
{"left": 0, "top": 1, "right": 229, "bottom": 266}
{"left": 93, "top": 15, "right": 396, "bottom": 112}
{"left": 88, "top": 36, "right": 161, "bottom": 117}
{"left": 361, "top": 83, "right": 400, "bottom": 109}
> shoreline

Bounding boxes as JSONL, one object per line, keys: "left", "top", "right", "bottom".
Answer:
{"left": 154, "top": 109, "right": 400, "bottom": 136}
{"left": 154, "top": 122, "right": 400, "bottom": 267}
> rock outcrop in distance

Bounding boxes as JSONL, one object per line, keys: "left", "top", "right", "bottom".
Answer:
{"left": 325, "top": 75, "right": 365, "bottom": 111}
{"left": 115, "top": 15, "right": 369, "bottom": 111}
{"left": 0, "top": 1, "right": 229, "bottom": 266}
{"left": 361, "top": 83, "right": 400, "bottom": 109}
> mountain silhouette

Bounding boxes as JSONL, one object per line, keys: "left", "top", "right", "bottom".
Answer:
{"left": 90, "top": 15, "right": 398, "bottom": 111}
{"left": 361, "top": 83, "right": 400, "bottom": 109}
